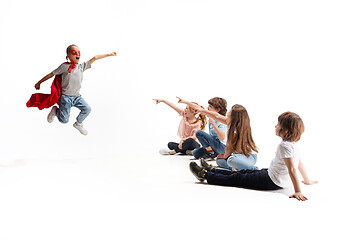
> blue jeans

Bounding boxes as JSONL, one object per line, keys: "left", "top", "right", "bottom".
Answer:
{"left": 56, "top": 94, "right": 91, "bottom": 124}
{"left": 216, "top": 153, "right": 258, "bottom": 170}
{"left": 193, "top": 130, "right": 226, "bottom": 159}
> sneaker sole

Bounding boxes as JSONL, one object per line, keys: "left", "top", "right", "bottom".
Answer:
{"left": 189, "top": 163, "right": 205, "bottom": 182}
{"left": 47, "top": 106, "right": 57, "bottom": 123}
{"left": 200, "top": 159, "right": 210, "bottom": 169}
{"left": 73, "top": 123, "right": 88, "bottom": 135}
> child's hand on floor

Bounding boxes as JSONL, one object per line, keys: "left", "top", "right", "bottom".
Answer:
{"left": 289, "top": 192, "right": 308, "bottom": 201}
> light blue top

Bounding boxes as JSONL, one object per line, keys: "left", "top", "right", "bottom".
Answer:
{"left": 209, "top": 118, "right": 227, "bottom": 144}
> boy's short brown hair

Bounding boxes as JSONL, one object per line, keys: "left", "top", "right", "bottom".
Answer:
{"left": 208, "top": 97, "right": 227, "bottom": 116}
{"left": 66, "top": 44, "right": 78, "bottom": 55}
{"left": 278, "top": 112, "right": 305, "bottom": 142}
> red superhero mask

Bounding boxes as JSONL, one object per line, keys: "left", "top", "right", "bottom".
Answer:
{"left": 70, "top": 50, "right": 81, "bottom": 56}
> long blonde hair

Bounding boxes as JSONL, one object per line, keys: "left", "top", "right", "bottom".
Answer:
{"left": 227, "top": 104, "right": 258, "bottom": 157}
{"left": 189, "top": 102, "right": 207, "bottom": 130}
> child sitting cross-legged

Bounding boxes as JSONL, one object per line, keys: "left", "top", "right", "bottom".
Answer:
{"left": 177, "top": 97, "right": 228, "bottom": 160}
{"left": 191, "top": 103, "right": 258, "bottom": 170}
{"left": 153, "top": 98, "right": 207, "bottom": 155}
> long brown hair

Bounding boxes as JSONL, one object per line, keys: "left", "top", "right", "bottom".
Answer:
{"left": 227, "top": 104, "right": 258, "bottom": 157}
{"left": 189, "top": 102, "right": 207, "bottom": 130}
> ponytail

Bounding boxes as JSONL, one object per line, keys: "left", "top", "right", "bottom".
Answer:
{"left": 189, "top": 102, "right": 207, "bottom": 130}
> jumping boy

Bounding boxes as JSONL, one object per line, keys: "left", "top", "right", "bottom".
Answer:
{"left": 31, "top": 44, "right": 117, "bottom": 135}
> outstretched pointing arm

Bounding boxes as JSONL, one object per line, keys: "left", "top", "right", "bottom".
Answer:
{"left": 89, "top": 52, "right": 117, "bottom": 65}
{"left": 153, "top": 99, "right": 183, "bottom": 115}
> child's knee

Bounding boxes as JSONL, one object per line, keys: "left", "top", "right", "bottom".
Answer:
{"left": 57, "top": 107, "right": 70, "bottom": 123}
{"left": 227, "top": 155, "right": 245, "bottom": 169}
{"left": 168, "top": 142, "right": 177, "bottom": 150}
{"left": 196, "top": 130, "right": 205, "bottom": 138}
{"left": 58, "top": 116, "right": 69, "bottom": 124}
{"left": 227, "top": 156, "right": 236, "bottom": 166}
{"left": 84, "top": 105, "right": 91, "bottom": 114}
{"left": 216, "top": 157, "right": 226, "bottom": 166}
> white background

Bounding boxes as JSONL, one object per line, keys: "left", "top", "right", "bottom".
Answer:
{"left": 0, "top": 0, "right": 359, "bottom": 239}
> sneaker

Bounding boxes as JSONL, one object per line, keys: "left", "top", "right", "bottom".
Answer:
{"left": 47, "top": 106, "right": 58, "bottom": 123}
{"left": 185, "top": 150, "right": 193, "bottom": 156}
{"left": 200, "top": 152, "right": 216, "bottom": 161}
{"left": 200, "top": 159, "right": 214, "bottom": 171}
{"left": 189, "top": 162, "right": 206, "bottom": 182}
{"left": 73, "top": 122, "right": 88, "bottom": 135}
{"left": 159, "top": 148, "right": 169, "bottom": 155}
{"left": 169, "top": 150, "right": 176, "bottom": 155}
{"left": 159, "top": 148, "right": 173, "bottom": 155}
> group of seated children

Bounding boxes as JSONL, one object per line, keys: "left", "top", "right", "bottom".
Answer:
{"left": 153, "top": 97, "right": 318, "bottom": 201}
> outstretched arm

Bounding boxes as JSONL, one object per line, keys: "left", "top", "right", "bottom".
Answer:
{"left": 34, "top": 72, "right": 54, "bottom": 90}
{"left": 89, "top": 52, "right": 117, "bottom": 65}
{"left": 197, "top": 108, "right": 227, "bottom": 125}
{"left": 177, "top": 96, "right": 227, "bottom": 124}
{"left": 298, "top": 160, "right": 318, "bottom": 185}
{"left": 153, "top": 99, "right": 183, "bottom": 115}
{"left": 176, "top": 97, "right": 199, "bottom": 110}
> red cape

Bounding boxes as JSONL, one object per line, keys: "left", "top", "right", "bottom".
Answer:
{"left": 26, "top": 75, "right": 62, "bottom": 110}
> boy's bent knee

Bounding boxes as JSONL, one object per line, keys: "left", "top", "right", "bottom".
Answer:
{"left": 196, "top": 130, "right": 206, "bottom": 138}
{"left": 57, "top": 114, "right": 70, "bottom": 124}
{"left": 58, "top": 118, "right": 69, "bottom": 124}
{"left": 82, "top": 106, "right": 91, "bottom": 114}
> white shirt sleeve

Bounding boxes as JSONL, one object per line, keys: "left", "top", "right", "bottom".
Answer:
{"left": 279, "top": 141, "right": 295, "bottom": 159}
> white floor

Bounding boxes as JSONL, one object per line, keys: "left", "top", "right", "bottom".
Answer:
{"left": 0, "top": 150, "right": 356, "bottom": 240}
{"left": 1, "top": 1, "right": 359, "bottom": 238}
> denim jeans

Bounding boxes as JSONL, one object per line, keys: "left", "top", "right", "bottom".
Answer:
{"left": 205, "top": 168, "right": 282, "bottom": 190}
{"left": 56, "top": 94, "right": 91, "bottom": 124}
{"left": 216, "top": 153, "right": 258, "bottom": 170}
{"left": 193, "top": 130, "right": 226, "bottom": 159}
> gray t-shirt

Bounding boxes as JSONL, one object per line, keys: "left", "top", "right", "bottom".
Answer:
{"left": 52, "top": 61, "right": 91, "bottom": 96}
